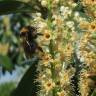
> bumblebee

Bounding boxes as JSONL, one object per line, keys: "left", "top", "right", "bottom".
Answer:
{"left": 20, "top": 26, "right": 43, "bottom": 58}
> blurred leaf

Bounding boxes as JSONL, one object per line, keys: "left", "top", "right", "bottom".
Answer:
{"left": 0, "top": 1, "right": 35, "bottom": 15}
{"left": 0, "top": 0, "right": 48, "bottom": 19}
{"left": 0, "top": 55, "right": 13, "bottom": 71}
{"left": 0, "top": 43, "right": 9, "bottom": 55}
{"left": 12, "top": 57, "right": 40, "bottom": 96}
{"left": 91, "top": 89, "right": 96, "bottom": 96}
{"left": 73, "top": 2, "right": 84, "bottom": 12}
{"left": 89, "top": 75, "right": 96, "bottom": 81}
{"left": 0, "top": 82, "right": 16, "bottom": 96}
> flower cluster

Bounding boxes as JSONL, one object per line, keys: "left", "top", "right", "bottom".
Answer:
{"left": 81, "top": 0, "right": 96, "bottom": 18}
{"left": 30, "top": 0, "right": 96, "bottom": 96}
{"left": 79, "top": 20, "right": 96, "bottom": 72}
{"left": 78, "top": 20, "right": 96, "bottom": 96}
{"left": 81, "top": 0, "right": 96, "bottom": 6}
{"left": 32, "top": 0, "right": 77, "bottom": 95}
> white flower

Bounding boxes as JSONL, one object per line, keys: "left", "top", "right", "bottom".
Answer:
{"left": 38, "top": 22, "right": 47, "bottom": 29}
{"left": 74, "top": 12, "right": 79, "bottom": 17}
{"left": 66, "top": 21, "right": 74, "bottom": 28}
{"left": 41, "top": 0, "right": 47, "bottom": 7}
{"left": 36, "top": 12, "right": 42, "bottom": 17}
{"left": 60, "top": 6, "right": 72, "bottom": 18}
{"left": 60, "top": 6, "right": 65, "bottom": 12}
{"left": 72, "top": 3, "right": 77, "bottom": 7}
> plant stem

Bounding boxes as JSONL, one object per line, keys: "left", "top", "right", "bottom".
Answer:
{"left": 47, "top": 0, "right": 52, "bottom": 29}
{"left": 47, "top": 1, "right": 56, "bottom": 95}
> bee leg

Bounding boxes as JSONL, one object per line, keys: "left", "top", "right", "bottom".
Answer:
{"left": 37, "top": 46, "right": 43, "bottom": 52}
{"left": 37, "top": 33, "right": 43, "bottom": 36}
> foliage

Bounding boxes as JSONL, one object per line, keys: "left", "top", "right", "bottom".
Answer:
{"left": 12, "top": 57, "right": 40, "bottom": 96}
{"left": 0, "top": 0, "right": 96, "bottom": 96}
{"left": 0, "top": 82, "right": 16, "bottom": 96}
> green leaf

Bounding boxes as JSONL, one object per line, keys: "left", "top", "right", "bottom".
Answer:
{"left": 0, "top": 1, "right": 35, "bottom": 15}
{"left": 91, "top": 89, "right": 96, "bottom": 96}
{"left": 89, "top": 75, "right": 96, "bottom": 81}
{"left": 12, "top": 57, "right": 40, "bottom": 96}
{"left": 0, "top": 1, "right": 48, "bottom": 19}
{"left": 0, "top": 82, "right": 16, "bottom": 96}
{"left": 0, "top": 55, "right": 13, "bottom": 71}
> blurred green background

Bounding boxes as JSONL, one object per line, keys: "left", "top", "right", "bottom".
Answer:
{"left": 0, "top": 0, "right": 41, "bottom": 96}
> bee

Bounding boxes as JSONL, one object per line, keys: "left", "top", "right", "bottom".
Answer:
{"left": 20, "top": 26, "right": 43, "bottom": 58}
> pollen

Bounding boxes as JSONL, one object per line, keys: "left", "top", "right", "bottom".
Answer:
{"left": 43, "top": 80, "right": 55, "bottom": 92}
{"left": 44, "top": 31, "right": 51, "bottom": 40}
{"left": 88, "top": 21, "right": 96, "bottom": 32}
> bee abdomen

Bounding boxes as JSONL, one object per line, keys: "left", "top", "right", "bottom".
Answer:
{"left": 23, "top": 41, "right": 41, "bottom": 58}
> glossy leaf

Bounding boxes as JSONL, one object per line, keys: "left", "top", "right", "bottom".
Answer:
{"left": 0, "top": 1, "right": 34, "bottom": 15}
{"left": 12, "top": 57, "right": 40, "bottom": 96}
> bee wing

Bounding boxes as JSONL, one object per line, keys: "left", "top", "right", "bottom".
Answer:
{"left": 26, "top": 41, "right": 32, "bottom": 50}
{"left": 23, "top": 41, "right": 33, "bottom": 58}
